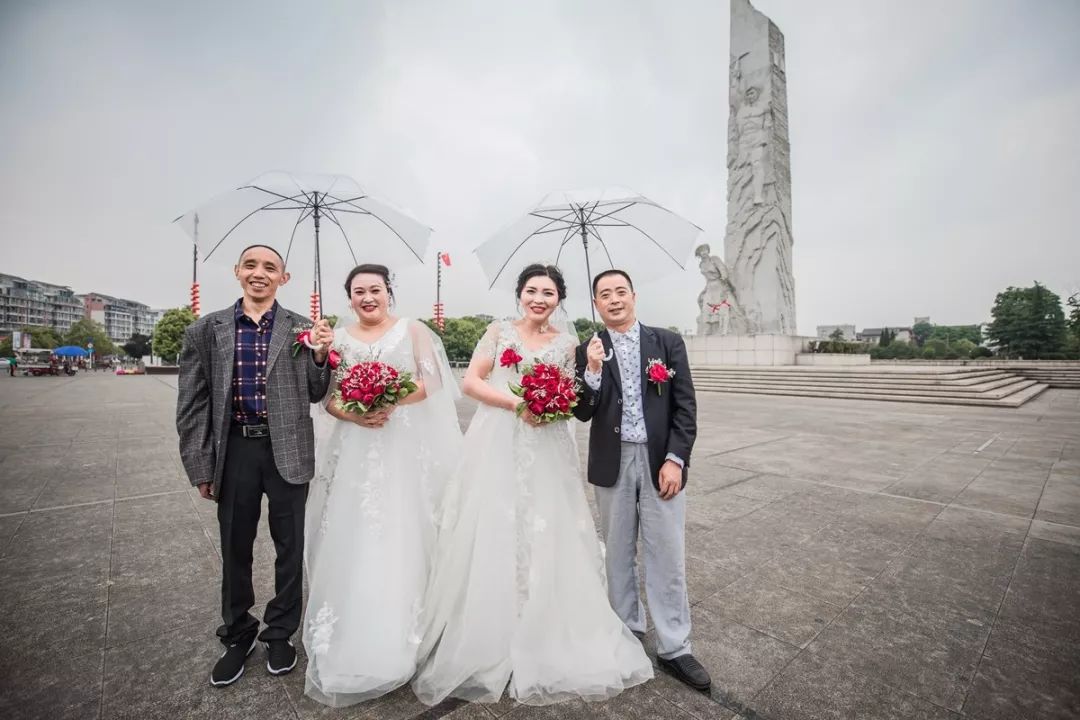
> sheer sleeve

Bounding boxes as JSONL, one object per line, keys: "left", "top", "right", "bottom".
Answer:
{"left": 472, "top": 321, "right": 502, "bottom": 364}
{"left": 409, "top": 320, "right": 460, "bottom": 400}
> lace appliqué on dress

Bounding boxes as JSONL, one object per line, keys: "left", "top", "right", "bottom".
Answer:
{"left": 310, "top": 602, "right": 339, "bottom": 657}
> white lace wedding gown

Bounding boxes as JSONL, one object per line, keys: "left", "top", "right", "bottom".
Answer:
{"left": 303, "top": 319, "right": 462, "bottom": 707}
{"left": 413, "top": 320, "right": 653, "bottom": 706}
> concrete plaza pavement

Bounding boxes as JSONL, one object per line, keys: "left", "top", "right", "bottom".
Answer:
{"left": 0, "top": 373, "right": 1078, "bottom": 719}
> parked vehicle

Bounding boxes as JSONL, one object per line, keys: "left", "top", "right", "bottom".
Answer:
{"left": 15, "top": 348, "right": 58, "bottom": 376}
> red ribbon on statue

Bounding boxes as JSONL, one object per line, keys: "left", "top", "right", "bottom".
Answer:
{"left": 707, "top": 300, "right": 731, "bottom": 313}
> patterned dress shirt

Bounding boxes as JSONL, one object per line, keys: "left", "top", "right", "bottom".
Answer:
{"left": 611, "top": 322, "right": 648, "bottom": 443}
{"left": 231, "top": 299, "right": 277, "bottom": 425}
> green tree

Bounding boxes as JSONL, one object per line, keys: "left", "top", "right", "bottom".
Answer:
{"left": 952, "top": 339, "right": 977, "bottom": 357}
{"left": 879, "top": 327, "right": 895, "bottom": 347}
{"left": 574, "top": 318, "right": 604, "bottom": 343}
{"left": 152, "top": 307, "right": 197, "bottom": 364}
{"left": 928, "top": 324, "right": 982, "bottom": 345}
{"left": 986, "top": 283, "right": 1067, "bottom": 359}
{"left": 431, "top": 316, "right": 491, "bottom": 363}
{"left": 122, "top": 333, "right": 153, "bottom": 358}
{"left": 828, "top": 327, "right": 845, "bottom": 341}
{"left": 15, "top": 326, "right": 63, "bottom": 349}
{"left": 924, "top": 338, "right": 949, "bottom": 356}
{"left": 912, "top": 321, "right": 933, "bottom": 347}
{"left": 63, "top": 318, "right": 116, "bottom": 355}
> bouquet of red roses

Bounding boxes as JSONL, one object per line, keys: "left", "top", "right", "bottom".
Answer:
{"left": 335, "top": 360, "right": 418, "bottom": 414}
{"left": 508, "top": 362, "right": 579, "bottom": 423}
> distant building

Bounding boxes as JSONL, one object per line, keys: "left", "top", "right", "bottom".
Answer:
{"left": 0, "top": 273, "right": 84, "bottom": 335}
{"left": 816, "top": 324, "right": 856, "bottom": 341}
{"left": 857, "top": 327, "right": 913, "bottom": 345}
{"left": 79, "top": 292, "right": 162, "bottom": 343}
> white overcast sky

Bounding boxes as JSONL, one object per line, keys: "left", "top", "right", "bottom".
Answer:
{"left": 2, "top": 0, "right": 1078, "bottom": 333}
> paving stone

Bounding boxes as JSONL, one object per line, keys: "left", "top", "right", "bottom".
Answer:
{"left": 752, "top": 652, "right": 958, "bottom": 720}
{"left": 962, "top": 618, "right": 1080, "bottom": 720}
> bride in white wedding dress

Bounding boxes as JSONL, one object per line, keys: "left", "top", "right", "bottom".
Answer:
{"left": 303, "top": 264, "right": 462, "bottom": 708}
{"left": 413, "top": 264, "right": 652, "bottom": 706}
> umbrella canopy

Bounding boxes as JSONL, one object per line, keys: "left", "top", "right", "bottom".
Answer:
{"left": 174, "top": 172, "right": 432, "bottom": 317}
{"left": 53, "top": 346, "right": 89, "bottom": 357}
{"left": 475, "top": 187, "right": 703, "bottom": 319}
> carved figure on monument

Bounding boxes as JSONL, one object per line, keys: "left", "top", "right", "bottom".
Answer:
{"left": 731, "top": 55, "right": 773, "bottom": 205}
{"left": 694, "top": 244, "right": 746, "bottom": 336}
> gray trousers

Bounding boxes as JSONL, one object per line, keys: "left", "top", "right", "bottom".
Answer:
{"left": 594, "top": 442, "right": 691, "bottom": 660}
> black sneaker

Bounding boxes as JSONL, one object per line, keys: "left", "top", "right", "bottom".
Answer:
{"left": 265, "top": 639, "right": 297, "bottom": 675}
{"left": 210, "top": 637, "right": 257, "bottom": 687}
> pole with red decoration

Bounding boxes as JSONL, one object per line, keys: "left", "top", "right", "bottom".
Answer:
{"left": 189, "top": 214, "right": 200, "bottom": 318}
{"left": 435, "top": 251, "right": 451, "bottom": 332}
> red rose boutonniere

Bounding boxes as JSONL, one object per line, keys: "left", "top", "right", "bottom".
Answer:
{"left": 646, "top": 358, "right": 674, "bottom": 395}
{"left": 291, "top": 328, "right": 314, "bottom": 357}
{"left": 500, "top": 346, "right": 523, "bottom": 372}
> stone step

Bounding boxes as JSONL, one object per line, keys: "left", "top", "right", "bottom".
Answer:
{"left": 697, "top": 382, "right": 1049, "bottom": 408}
{"left": 690, "top": 366, "right": 1007, "bottom": 381}
{"left": 690, "top": 370, "right": 1019, "bottom": 388}
{"left": 693, "top": 377, "right": 1039, "bottom": 401}
{"left": 693, "top": 376, "right": 1035, "bottom": 398}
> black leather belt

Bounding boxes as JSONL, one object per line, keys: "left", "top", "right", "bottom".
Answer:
{"left": 233, "top": 424, "right": 270, "bottom": 438}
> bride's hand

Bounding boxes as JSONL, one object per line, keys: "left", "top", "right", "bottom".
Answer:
{"left": 354, "top": 408, "right": 390, "bottom": 429}
{"left": 517, "top": 404, "right": 544, "bottom": 427}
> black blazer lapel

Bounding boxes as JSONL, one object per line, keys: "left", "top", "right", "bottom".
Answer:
{"left": 265, "top": 309, "right": 296, "bottom": 378}
{"left": 639, "top": 324, "right": 662, "bottom": 411}
{"left": 600, "top": 329, "right": 622, "bottom": 395}
{"left": 213, "top": 314, "right": 235, "bottom": 393}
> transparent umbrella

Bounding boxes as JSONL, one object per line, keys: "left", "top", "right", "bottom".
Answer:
{"left": 174, "top": 172, "right": 432, "bottom": 318}
{"left": 475, "top": 187, "right": 702, "bottom": 323}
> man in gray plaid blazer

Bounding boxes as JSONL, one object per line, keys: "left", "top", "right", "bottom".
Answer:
{"left": 177, "top": 245, "right": 333, "bottom": 687}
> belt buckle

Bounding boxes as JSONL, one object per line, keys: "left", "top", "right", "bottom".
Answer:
{"left": 242, "top": 424, "right": 269, "bottom": 438}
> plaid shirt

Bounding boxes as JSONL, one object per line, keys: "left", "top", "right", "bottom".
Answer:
{"left": 231, "top": 299, "right": 277, "bottom": 425}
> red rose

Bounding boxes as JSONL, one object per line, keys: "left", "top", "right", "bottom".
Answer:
{"left": 327, "top": 348, "right": 342, "bottom": 369}
{"left": 648, "top": 364, "right": 670, "bottom": 383}
{"left": 362, "top": 393, "right": 375, "bottom": 405}
{"left": 500, "top": 348, "right": 523, "bottom": 368}
{"left": 373, "top": 384, "right": 386, "bottom": 396}
{"left": 346, "top": 388, "right": 362, "bottom": 401}
{"left": 528, "top": 400, "right": 545, "bottom": 416}
{"left": 296, "top": 329, "right": 312, "bottom": 346}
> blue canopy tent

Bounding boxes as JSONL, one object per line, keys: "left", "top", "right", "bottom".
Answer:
{"left": 52, "top": 345, "right": 89, "bottom": 358}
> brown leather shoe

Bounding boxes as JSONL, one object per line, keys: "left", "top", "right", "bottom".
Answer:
{"left": 659, "top": 653, "right": 711, "bottom": 692}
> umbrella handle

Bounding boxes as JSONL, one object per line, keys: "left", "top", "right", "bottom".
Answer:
{"left": 592, "top": 332, "right": 615, "bottom": 362}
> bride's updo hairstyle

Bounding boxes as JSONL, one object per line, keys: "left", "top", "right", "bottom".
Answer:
{"left": 515, "top": 263, "right": 567, "bottom": 301}
{"left": 344, "top": 263, "right": 395, "bottom": 304}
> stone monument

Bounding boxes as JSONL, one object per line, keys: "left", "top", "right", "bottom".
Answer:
{"left": 687, "top": 0, "right": 806, "bottom": 365}
{"left": 713, "top": 0, "right": 797, "bottom": 336}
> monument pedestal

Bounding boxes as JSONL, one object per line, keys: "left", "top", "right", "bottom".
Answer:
{"left": 686, "top": 334, "right": 812, "bottom": 366}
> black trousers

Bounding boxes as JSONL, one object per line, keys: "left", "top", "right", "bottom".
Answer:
{"left": 216, "top": 426, "right": 308, "bottom": 646}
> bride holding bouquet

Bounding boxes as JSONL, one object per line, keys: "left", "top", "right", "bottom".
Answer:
{"left": 414, "top": 263, "right": 652, "bottom": 706}
{"left": 302, "top": 263, "right": 461, "bottom": 707}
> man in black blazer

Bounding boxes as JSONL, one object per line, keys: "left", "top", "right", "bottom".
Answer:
{"left": 574, "top": 269, "right": 711, "bottom": 693}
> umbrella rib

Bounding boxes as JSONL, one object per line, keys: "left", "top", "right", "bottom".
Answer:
{"left": 553, "top": 223, "right": 580, "bottom": 266}
{"left": 321, "top": 207, "right": 360, "bottom": 266}
{"left": 242, "top": 185, "right": 315, "bottom": 208}
{"left": 204, "top": 199, "right": 305, "bottom": 261}
{"left": 321, "top": 193, "right": 371, "bottom": 210}
{"left": 601, "top": 217, "right": 688, "bottom": 268}
{"left": 283, "top": 207, "right": 317, "bottom": 266}
{"left": 486, "top": 211, "right": 577, "bottom": 289}
{"left": 587, "top": 224, "right": 617, "bottom": 270}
